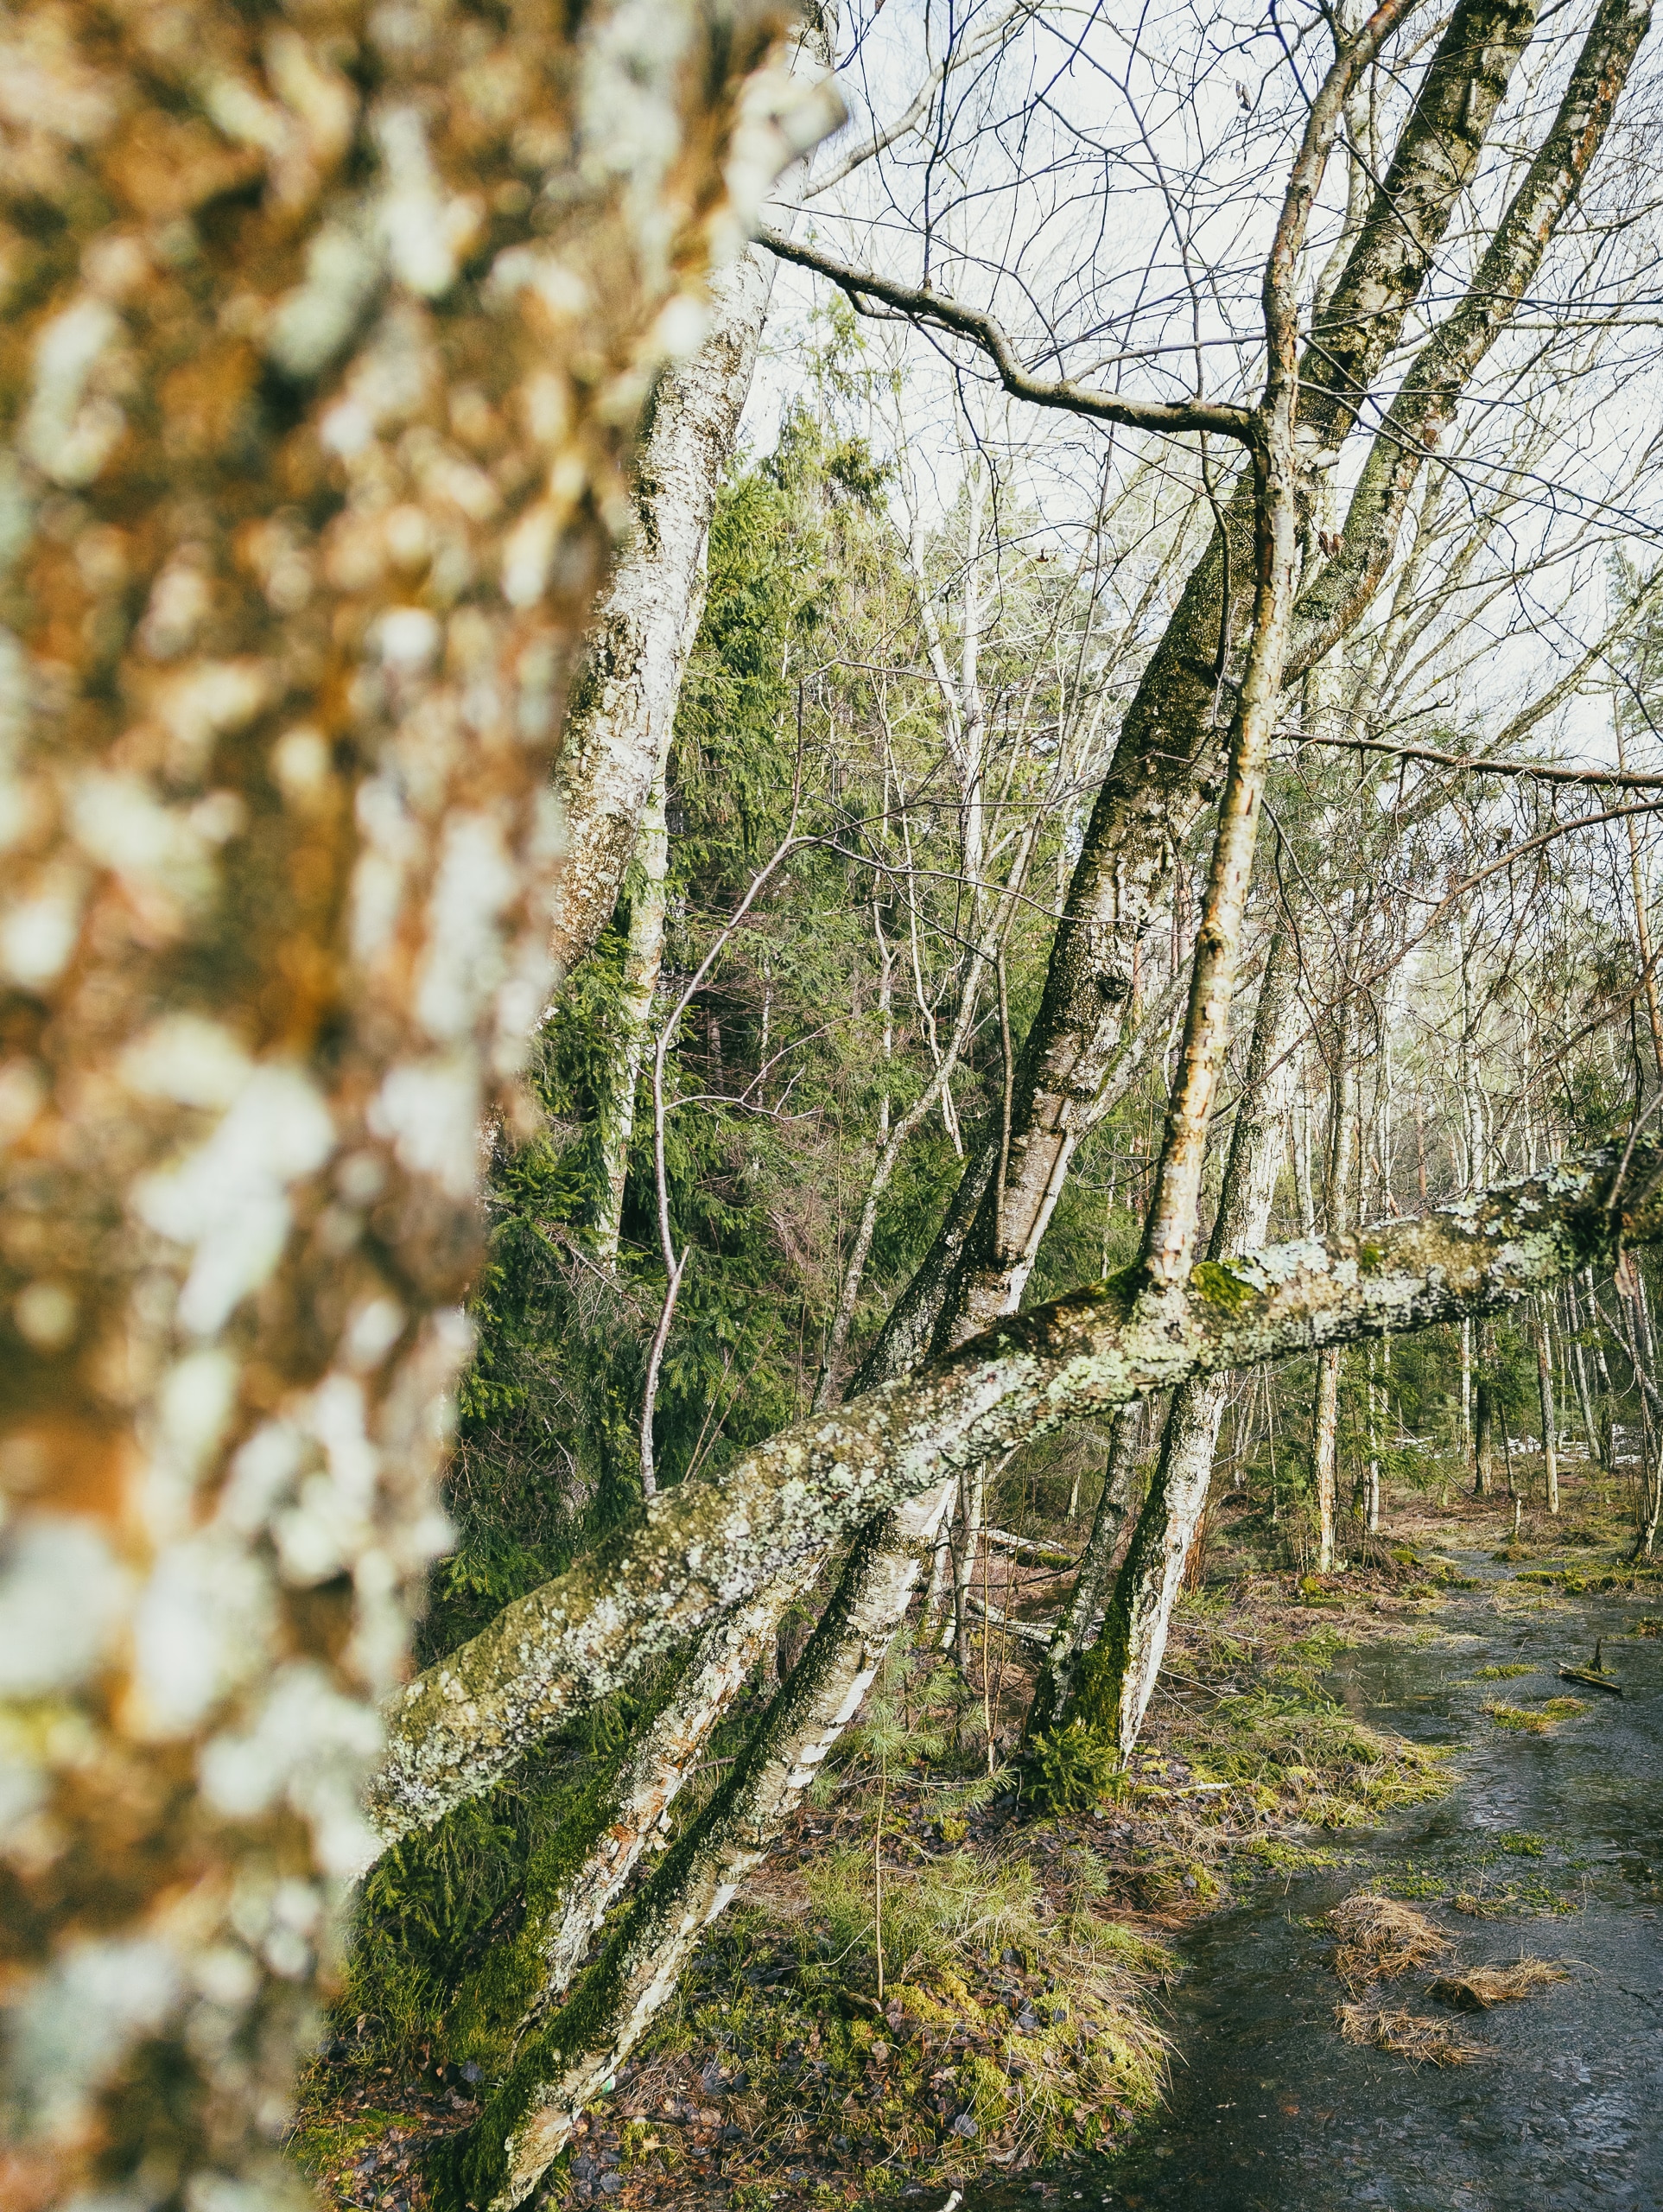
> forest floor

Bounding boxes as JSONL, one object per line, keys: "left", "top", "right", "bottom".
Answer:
{"left": 292, "top": 1471, "right": 1661, "bottom": 2212}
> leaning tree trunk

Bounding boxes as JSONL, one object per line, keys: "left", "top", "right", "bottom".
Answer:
{"left": 1072, "top": 925, "right": 1300, "bottom": 1755}
{"left": 0, "top": 3, "right": 836, "bottom": 2202}
{"left": 435, "top": 1483, "right": 955, "bottom": 2211}
{"left": 365, "top": 1147, "right": 1663, "bottom": 1849}
{"left": 857, "top": 0, "right": 1542, "bottom": 1372}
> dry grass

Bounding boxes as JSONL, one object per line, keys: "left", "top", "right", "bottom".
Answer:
{"left": 1427, "top": 1959, "right": 1568, "bottom": 2011}
{"left": 1326, "top": 1893, "right": 1450, "bottom": 1991}
{"left": 1335, "top": 2003, "right": 1488, "bottom": 2067}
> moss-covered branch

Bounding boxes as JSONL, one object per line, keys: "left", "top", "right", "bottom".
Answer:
{"left": 367, "top": 1145, "right": 1663, "bottom": 1847}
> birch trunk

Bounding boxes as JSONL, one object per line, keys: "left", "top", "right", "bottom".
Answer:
{"left": 1077, "top": 927, "right": 1301, "bottom": 1753}
{"left": 437, "top": 1484, "right": 955, "bottom": 2212}
{"left": 1565, "top": 1281, "right": 1602, "bottom": 1465}
{"left": 877, "top": 0, "right": 1542, "bottom": 1363}
{"left": 847, "top": 972, "right": 1181, "bottom": 1394}
{"left": 591, "top": 773, "right": 672, "bottom": 1262}
{"left": 1313, "top": 983, "right": 1359, "bottom": 1569}
{"left": 0, "top": 3, "right": 831, "bottom": 2199}
{"left": 1534, "top": 1302, "right": 1560, "bottom": 1516}
{"left": 1025, "top": 1402, "right": 1147, "bottom": 1738}
{"left": 1474, "top": 1376, "right": 1496, "bottom": 1498}
{"left": 368, "top": 1142, "right": 1663, "bottom": 1849}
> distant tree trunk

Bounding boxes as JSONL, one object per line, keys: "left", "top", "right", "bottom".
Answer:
{"left": 1565, "top": 1280, "right": 1601, "bottom": 1466}
{"left": 1313, "top": 978, "right": 1359, "bottom": 1568}
{"left": 591, "top": 772, "right": 674, "bottom": 1262}
{"left": 0, "top": 3, "right": 833, "bottom": 2200}
{"left": 1534, "top": 1304, "right": 1560, "bottom": 1516}
{"left": 1461, "top": 1314, "right": 1475, "bottom": 1456}
{"left": 1474, "top": 1376, "right": 1496, "bottom": 1497}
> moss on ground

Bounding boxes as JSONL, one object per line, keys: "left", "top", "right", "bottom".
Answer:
{"left": 295, "top": 1546, "right": 1459, "bottom": 2209}
{"left": 597, "top": 1849, "right": 1172, "bottom": 2205}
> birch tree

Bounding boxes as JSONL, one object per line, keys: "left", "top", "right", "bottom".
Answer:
{"left": 0, "top": 3, "right": 835, "bottom": 2201}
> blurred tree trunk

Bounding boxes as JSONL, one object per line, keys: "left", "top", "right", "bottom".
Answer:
{"left": 0, "top": 3, "right": 835, "bottom": 2202}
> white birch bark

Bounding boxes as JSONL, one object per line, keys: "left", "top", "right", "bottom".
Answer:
{"left": 1082, "top": 928, "right": 1302, "bottom": 1753}
{"left": 591, "top": 772, "right": 673, "bottom": 1262}
{"left": 548, "top": 247, "right": 777, "bottom": 985}
{"left": 1534, "top": 1301, "right": 1560, "bottom": 1516}
{"left": 0, "top": 3, "right": 835, "bottom": 2200}
{"left": 440, "top": 1484, "right": 955, "bottom": 2210}
{"left": 548, "top": 13, "right": 841, "bottom": 989}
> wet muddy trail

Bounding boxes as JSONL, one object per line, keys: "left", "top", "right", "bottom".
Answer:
{"left": 968, "top": 1565, "right": 1663, "bottom": 2212}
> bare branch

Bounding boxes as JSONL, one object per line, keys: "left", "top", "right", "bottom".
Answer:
{"left": 756, "top": 228, "right": 1258, "bottom": 442}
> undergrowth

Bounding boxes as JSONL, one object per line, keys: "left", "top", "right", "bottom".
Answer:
{"left": 613, "top": 1844, "right": 1173, "bottom": 2201}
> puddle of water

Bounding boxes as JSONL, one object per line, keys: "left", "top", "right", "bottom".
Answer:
{"left": 962, "top": 1567, "right": 1663, "bottom": 2212}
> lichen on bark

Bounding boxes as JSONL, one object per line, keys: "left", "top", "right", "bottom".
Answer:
{"left": 0, "top": 1, "right": 835, "bottom": 2198}
{"left": 370, "top": 1145, "right": 1663, "bottom": 1850}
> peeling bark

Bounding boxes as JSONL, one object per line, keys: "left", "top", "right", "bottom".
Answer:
{"left": 369, "top": 1144, "right": 1663, "bottom": 1847}
{"left": 0, "top": 3, "right": 832, "bottom": 2199}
